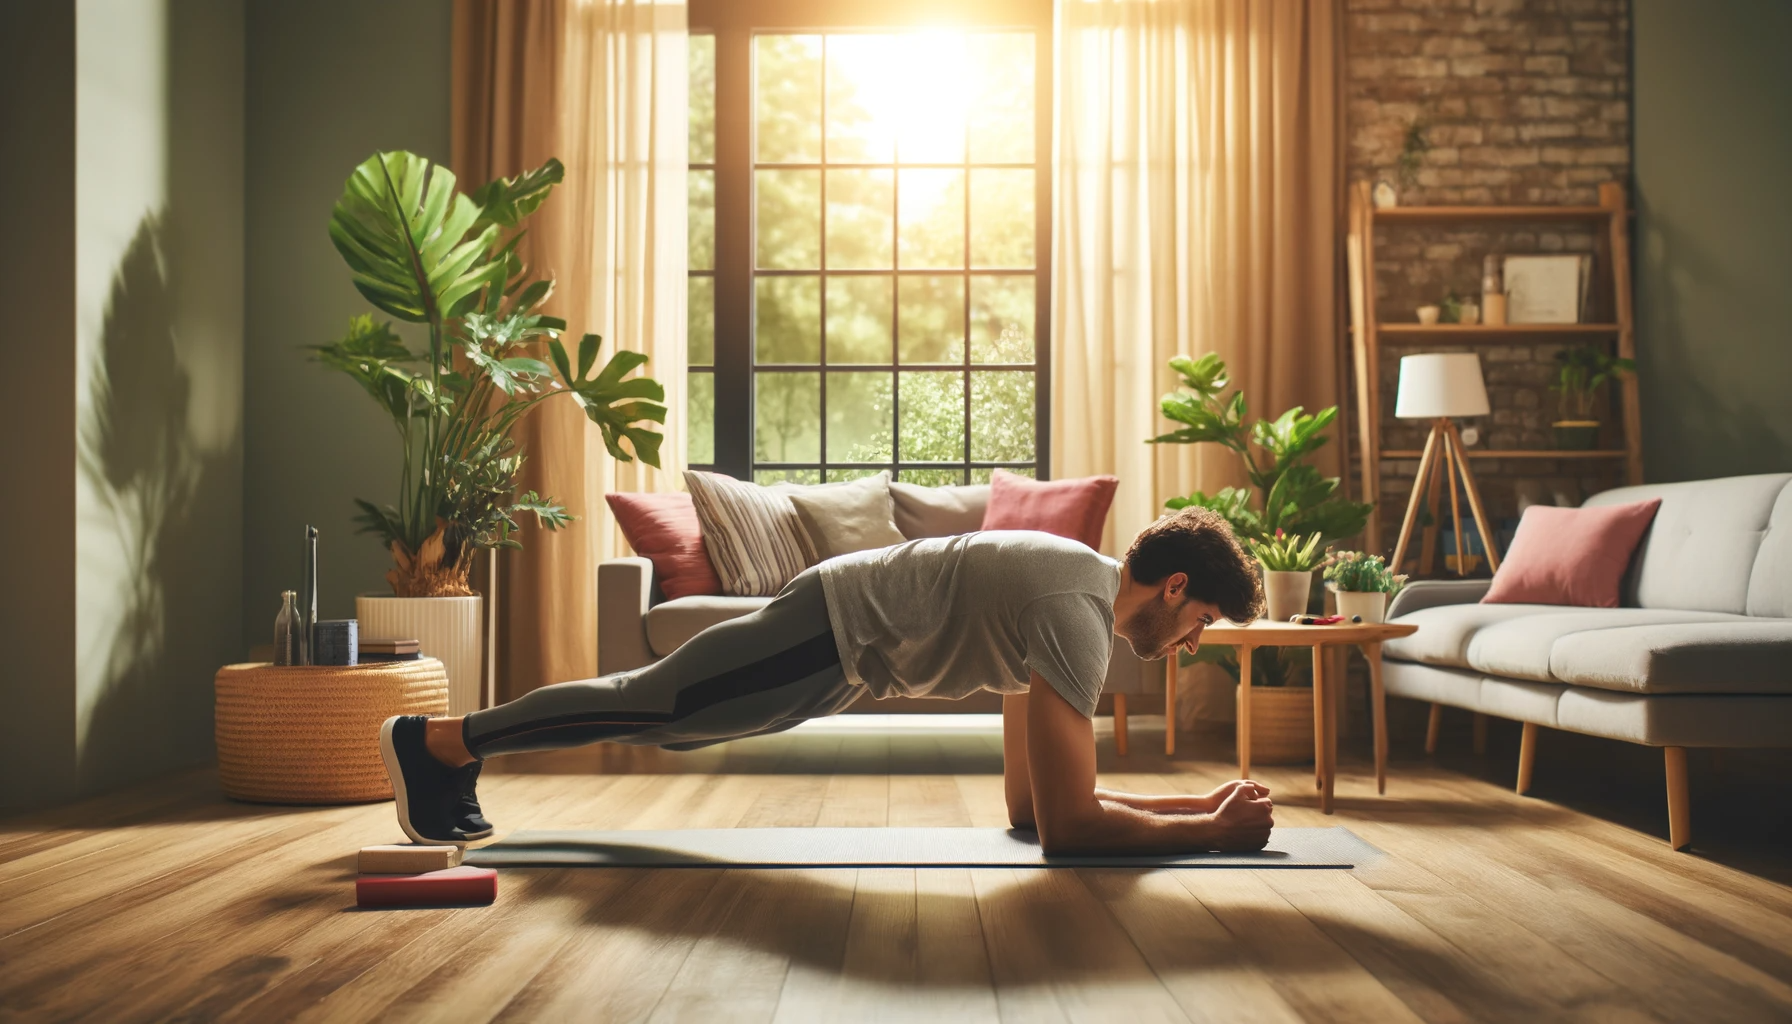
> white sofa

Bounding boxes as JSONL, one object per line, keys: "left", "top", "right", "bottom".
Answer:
{"left": 1382, "top": 472, "right": 1792, "bottom": 849}
{"left": 598, "top": 483, "right": 1156, "bottom": 740}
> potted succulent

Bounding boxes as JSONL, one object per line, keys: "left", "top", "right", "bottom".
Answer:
{"left": 316, "top": 151, "right": 665, "bottom": 713}
{"left": 1551, "top": 345, "right": 1634, "bottom": 451}
{"left": 1323, "top": 551, "right": 1407, "bottom": 625}
{"left": 1248, "top": 531, "right": 1327, "bottom": 623}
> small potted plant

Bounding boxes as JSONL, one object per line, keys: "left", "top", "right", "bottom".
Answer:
{"left": 1247, "top": 531, "right": 1326, "bottom": 622}
{"left": 1551, "top": 345, "right": 1635, "bottom": 450}
{"left": 1323, "top": 551, "right": 1407, "bottom": 625}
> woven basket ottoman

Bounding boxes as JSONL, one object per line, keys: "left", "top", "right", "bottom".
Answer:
{"left": 214, "top": 658, "right": 450, "bottom": 804}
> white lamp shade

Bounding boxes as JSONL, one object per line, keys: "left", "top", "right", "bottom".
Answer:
{"left": 1395, "top": 353, "right": 1491, "bottom": 419}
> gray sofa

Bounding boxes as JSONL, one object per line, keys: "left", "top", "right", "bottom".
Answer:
{"left": 599, "top": 483, "right": 1154, "bottom": 729}
{"left": 1382, "top": 472, "right": 1792, "bottom": 849}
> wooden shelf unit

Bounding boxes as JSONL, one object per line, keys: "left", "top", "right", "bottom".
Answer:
{"left": 1382, "top": 449, "right": 1628, "bottom": 460}
{"left": 1345, "top": 181, "right": 1644, "bottom": 556}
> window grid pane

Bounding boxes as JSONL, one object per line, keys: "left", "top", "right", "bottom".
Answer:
{"left": 750, "top": 31, "right": 1037, "bottom": 483}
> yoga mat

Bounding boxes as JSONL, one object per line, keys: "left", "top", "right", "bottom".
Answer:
{"left": 464, "top": 827, "right": 1378, "bottom": 869}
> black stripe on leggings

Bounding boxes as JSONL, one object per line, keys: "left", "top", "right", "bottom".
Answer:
{"left": 468, "top": 631, "right": 841, "bottom": 751}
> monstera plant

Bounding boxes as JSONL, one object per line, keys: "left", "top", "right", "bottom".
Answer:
{"left": 316, "top": 151, "right": 665, "bottom": 596}
{"left": 1150, "top": 353, "right": 1371, "bottom": 546}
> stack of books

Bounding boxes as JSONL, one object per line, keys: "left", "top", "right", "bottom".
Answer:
{"left": 359, "top": 638, "right": 422, "bottom": 663}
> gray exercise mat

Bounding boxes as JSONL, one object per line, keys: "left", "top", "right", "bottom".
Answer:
{"left": 464, "top": 826, "right": 1379, "bottom": 869}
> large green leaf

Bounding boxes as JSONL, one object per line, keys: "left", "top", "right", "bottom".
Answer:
{"left": 470, "top": 159, "right": 565, "bottom": 233}
{"left": 328, "top": 151, "right": 502, "bottom": 327}
{"left": 311, "top": 315, "right": 421, "bottom": 425}
{"left": 555, "top": 335, "right": 667, "bottom": 467}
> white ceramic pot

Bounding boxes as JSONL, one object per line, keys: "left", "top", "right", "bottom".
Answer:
{"left": 1334, "top": 589, "right": 1388, "bottom": 625}
{"left": 356, "top": 595, "right": 484, "bottom": 715}
{"left": 1262, "top": 569, "right": 1314, "bottom": 623}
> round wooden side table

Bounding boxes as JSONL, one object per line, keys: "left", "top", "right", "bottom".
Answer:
{"left": 1165, "top": 620, "right": 1419, "bottom": 813}
{"left": 214, "top": 658, "right": 449, "bottom": 804}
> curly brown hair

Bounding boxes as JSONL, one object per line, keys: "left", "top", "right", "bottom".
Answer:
{"left": 1123, "top": 506, "right": 1264, "bottom": 623}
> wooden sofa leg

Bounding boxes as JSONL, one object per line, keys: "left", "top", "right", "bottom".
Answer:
{"left": 1516, "top": 722, "right": 1537, "bottom": 794}
{"left": 1113, "top": 694, "right": 1129, "bottom": 756}
{"left": 1472, "top": 712, "right": 1489, "bottom": 755}
{"left": 1425, "top": 703, "right": 1442, "bottom": 754}
{"left": 1665, "top": 746, "right": 1691, "bottom": 851}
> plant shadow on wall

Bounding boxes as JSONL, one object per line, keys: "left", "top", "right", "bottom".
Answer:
{"left": 76, "top": 212, "right": 236, "bottom": 789}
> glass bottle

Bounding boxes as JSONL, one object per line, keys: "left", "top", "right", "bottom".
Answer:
{"left": 274, "top": 590, "right": 300, "bottom": 666}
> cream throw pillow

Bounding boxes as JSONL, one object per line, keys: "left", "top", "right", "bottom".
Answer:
{"left": 787, "top": 472, "right": 908, "bottom": 560}
{"left": 683, "top": 470, "right": 812, "bottom": 597}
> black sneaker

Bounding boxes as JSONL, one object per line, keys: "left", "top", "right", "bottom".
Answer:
{"left": 454, "top": 760, "right": 494, "bottom": 839}
{"left": 379, "top": 715, "right": 467, "bottom": 846}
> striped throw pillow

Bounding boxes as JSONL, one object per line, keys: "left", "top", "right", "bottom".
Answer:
{"left": 683, "top": 470, "right": 814, "bottom": 596}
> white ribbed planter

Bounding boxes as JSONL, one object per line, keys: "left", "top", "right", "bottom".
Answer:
{"left": 356, "top": 595, "right": 484, "bottom": 715}
{"left": 1262, "top": 569, "right": 1314, "bottom": 623}
{"left": 1334, "top": 589, "right": 1388, "bottom": 625}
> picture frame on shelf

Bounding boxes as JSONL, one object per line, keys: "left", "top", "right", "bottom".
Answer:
{"left": 1502, "top": 254, "right": 1591, "bottom": 324}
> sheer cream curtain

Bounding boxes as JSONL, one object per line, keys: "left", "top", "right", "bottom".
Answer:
{"left": 1052, "top": 0, "right": 1342, "bottom": 554}
{"left": 455, "top": 0, "right": 688, "bottom": 700}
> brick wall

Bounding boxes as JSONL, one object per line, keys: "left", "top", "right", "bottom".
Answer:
{"left": 1344, "top": 0, "right": 1632, "bottom": 547}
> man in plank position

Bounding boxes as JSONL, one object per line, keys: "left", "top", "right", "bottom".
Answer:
{"left": 382, "top": 506, "right": 1275, "bottom": 853}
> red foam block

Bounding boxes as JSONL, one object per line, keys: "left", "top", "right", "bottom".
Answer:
{"left": 356, "top": 865, "right": 497, "bottom": 908}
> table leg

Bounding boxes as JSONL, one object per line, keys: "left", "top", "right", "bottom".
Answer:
{"left": 1361, "top": 641, "right": 1387, "bottom": 795}
{"left": 1312, "top": 645, "right": 1331, "bottom": 813}
{"left": 1164, "top": 656, "right": 1177, "bottom": 756}
{"left": 1324, "top": 646, "right": 1338, "bottom": 812}
{"left": 1113, "top": 693, "right": 1129, "bottom": 757}
{"left": 1237, "top": 645, "right": 1253, "bottom": 779}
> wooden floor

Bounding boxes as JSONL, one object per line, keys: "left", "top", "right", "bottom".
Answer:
{"left": 4, "top": 714, "right": 1791, "bottom": 1023}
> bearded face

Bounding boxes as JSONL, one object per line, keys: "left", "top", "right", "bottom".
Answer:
{"left": 1119, "top": 592, "right": 1186, "bottom": 661}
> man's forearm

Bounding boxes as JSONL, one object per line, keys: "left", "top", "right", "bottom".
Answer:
{"left": 1039, "top": 799, "right": 1225, "bottom": 855}
{"left": 1093, "top": 788, "right": 1216, "bottom": 815}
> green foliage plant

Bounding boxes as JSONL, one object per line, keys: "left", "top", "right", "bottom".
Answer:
{"left": 1151, "top": 353, "right": 1373, "bottom": 546}
{"left": 1248, "top": 531, "right": 1326, "bottom": 573}
{"left": 1324, "top": 550, "right": 1407, "bottom": 595}
{"left": 1397, "top": 118, "right": 1431, "bottom": 190}
{"left": 1552, "top": 344, "right": 1635, "bottom": 421}
{"left": 316, "top": 151, "right": 666, "bottom": 596}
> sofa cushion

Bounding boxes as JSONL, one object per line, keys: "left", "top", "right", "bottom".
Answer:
{"left": 786, "top": 471, "right": 907, "bottom": 560}
{"left": 889, "top": 482, "right": 989, "bottom": 539}
{"left": 1382, "top": 603, "right": 1552, "bottom": 668}
{"left": 1481, "top": 499, "right": 1660, "bottom": 608}
{"left": 605, "top": 492, "right": 723, "bottom": 600}
{"left": 645, "top": 595, "right": 770, "bottom": 657}
{"left": 1584, "top": 474, "right": 1792, "bottom": 614}
{"left": 684, "top": 470, "right": 813, "bottom": 597}
{"left": 1464, "top": 608, "right": 1742, "bottom": 683}
{"left": 981, "top": 470, "right": 1118, "bottom": 549}
{"left": 1549, "top": 620, "right": 1792, "bottom": 695}
{"left": 1746, "top": 480, "right": 1792, "bottom": 618}
{"left": 1386, "top": 603, "right": 1792, "bottom": 694}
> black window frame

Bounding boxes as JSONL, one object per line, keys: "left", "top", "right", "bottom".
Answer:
{"left": 688, "top": 0, "right": 1054, "bottom": 484}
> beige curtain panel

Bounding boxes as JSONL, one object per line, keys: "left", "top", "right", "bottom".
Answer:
{"left": 1052, "top": 0, "right": 1343, "bottom": 554}
{"left": 454, "top": 0, "right": 689, "bottom": 701}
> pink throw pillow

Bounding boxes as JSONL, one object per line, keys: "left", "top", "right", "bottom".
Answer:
{"left": 1481, "top": 499, "right": 1662, "bottom": 607}
{"left": 605, "top": 492, "right": 723, "bottom": 600}
{"left": 980, "top": 469, "right": 1120, "bottom": 550}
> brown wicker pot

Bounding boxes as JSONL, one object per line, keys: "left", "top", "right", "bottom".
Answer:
{"left": 214, "top": 659, "right": 449, "bottom": 804}
{"left": 1240, "top": 685, "right": 1316, "bottom": 765}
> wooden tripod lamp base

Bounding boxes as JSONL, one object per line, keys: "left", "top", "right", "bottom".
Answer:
{"left": 1390, "top": 354, "right": 1501, "bottom": 577}
{"left": 1390, "top": 419, "right": 1502, "bottom": 576}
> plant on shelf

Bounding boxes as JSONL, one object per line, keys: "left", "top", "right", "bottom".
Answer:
{"left": 1439, "top": 290, "right": 1464, "bottom": 325}
{"left": 1151, "top": 352, "right": 1373, "bottom": 545}
{"left": 1397, "top": 118, "right": 1431, "bottom": 191}
{"left": 316, "top": 151, "right": 666, "bottom": 596}
{"left": 1549, "top": 344, "right": 1634, "bottom": 451}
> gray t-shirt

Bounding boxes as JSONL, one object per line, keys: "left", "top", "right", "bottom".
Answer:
{"left": 817, "top": 531, "right": 1121, "bottom": 718}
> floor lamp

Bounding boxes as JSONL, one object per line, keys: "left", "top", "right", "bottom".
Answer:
{"left": 1390, "top": 353, "right": 1503, "bottom": 576}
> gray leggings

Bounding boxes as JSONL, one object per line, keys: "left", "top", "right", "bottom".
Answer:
{"left": 463, "top": 567, "right": 862, "bottom": 757}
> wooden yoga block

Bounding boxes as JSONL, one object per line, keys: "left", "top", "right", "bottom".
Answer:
{"left": 358, "top": 844, "right": 463, "bottom": 874}
{"left": 355, "top": 866, "right": 497, "bottom": 908}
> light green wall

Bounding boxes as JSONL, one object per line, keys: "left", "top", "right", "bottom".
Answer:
{"left": 0, "top": 0, "right": 249, "bottom": 811}
{"left": 0, "top": 2, "right": 80, "bottom": 809}
{"left": 1633, "top": 0, "right": 1792, "bottom": 480}
{"left": 242, "top": 0, "right": 454, "bottom": 645}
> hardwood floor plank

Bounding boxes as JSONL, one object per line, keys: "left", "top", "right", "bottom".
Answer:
{"left": 816, "top": 774, "right": 891, "bottom": 827}
{"left": 1079, "top": 868, "right": 1303, "bottom": 1024}
{"left": 1173, "top": 871, "right": 1426, "bottom": 1024}
{"left": 888, "top": 776, "right": 973, "bottom": 828}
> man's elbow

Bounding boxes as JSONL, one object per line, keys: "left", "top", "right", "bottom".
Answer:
{"left": 1034, "top": 808, "right": 1103, "bottom": 856}
{"left": 1006, "top": 800, "right": 1037, "bottom": 832}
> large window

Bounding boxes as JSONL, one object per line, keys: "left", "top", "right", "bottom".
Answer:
{"left": 688, "top": 5, "right": 1050, "bottom": 485}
